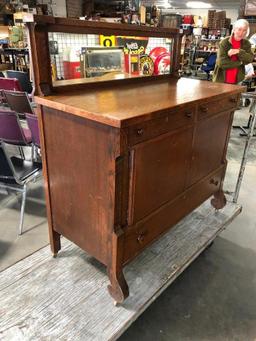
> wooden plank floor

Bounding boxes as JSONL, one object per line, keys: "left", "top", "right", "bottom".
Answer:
{"left": 0, "top": 199, "right": 241, "bottom": 341}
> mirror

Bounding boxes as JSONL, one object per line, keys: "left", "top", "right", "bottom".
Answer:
{"left": 48, "top": 32, "right": 174, "bottom": 85}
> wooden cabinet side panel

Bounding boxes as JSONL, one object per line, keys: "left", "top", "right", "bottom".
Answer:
{"left": 37, "top": 105, "right": 61, "bottom": 254}
{"left": 41, "top": 107, "right": 119, "bottom": 264}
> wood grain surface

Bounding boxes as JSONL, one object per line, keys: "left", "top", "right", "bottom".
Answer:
{"left": 25, "top": 15, "right": 180, "bottom": 36}
{"left": 35, "top": 79, "right": 244, "bottom": 127}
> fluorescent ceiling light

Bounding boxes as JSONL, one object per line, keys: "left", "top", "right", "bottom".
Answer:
{"left": 186, "top": 1, "right": 212, "bottom": 8}
{"left": 162, "top": 0, "right": 172, "bottom": 9}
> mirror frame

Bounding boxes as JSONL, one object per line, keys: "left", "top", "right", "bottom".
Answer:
{"left": 25, "top": 15, "right": 182, "bottom": 96}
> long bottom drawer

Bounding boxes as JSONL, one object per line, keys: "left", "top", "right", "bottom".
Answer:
{"left": 123, "top": 165, "right": 226, "bottom": 264}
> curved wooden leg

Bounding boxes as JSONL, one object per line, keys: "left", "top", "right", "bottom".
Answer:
{"left": 107, "top": 270, "right": 129, "bottom": 304}
{"left": 211, "top": 190, "right": 227, "bottom": 210}
{"left": 107, "top": 229, "right": 129, "bottom": 304}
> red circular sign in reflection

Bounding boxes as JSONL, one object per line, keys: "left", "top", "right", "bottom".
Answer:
{"left": 149, "top": 47, "right": 168, "bottom": 62}
{"left": 154, "top": 52, "right": 171, "bottom": 75}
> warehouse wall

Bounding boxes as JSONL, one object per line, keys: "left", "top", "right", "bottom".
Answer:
{"left": 139, "top": 1, "right": 239, "bottom": 23}
{"left": 66, "top": 0, "right": 82, "bottom": 17}
{"left": 170, "top": 9, "right": 239, "bottom": 24}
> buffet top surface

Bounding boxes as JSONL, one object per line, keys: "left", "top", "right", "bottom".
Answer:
{"left": 35, "top": 78, "right": 244, "bottom": 128}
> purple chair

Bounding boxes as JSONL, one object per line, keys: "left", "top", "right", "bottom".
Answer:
{"left": 26, "top": 113, "right": 41, "bottom": 161}
{"left": 3, "top": 90, "right": 34, "bottom": 119}
{"left": 25, "top": 113, "right": 40, "bottom": 147}
{"left": 6, "top": 71, "right": 33, "bottom": 95}
{"left": 0, "top": 110, "right": 32, "bottom": 146}
{"left": 0, "top": 77, "right": 22, "bottom": 104}
{"left": 0, "top": 77, "right": 22, "bottom": 91}
{"left": 0, "top": 141, "right": 42, "bottom": 235}
{"left": 0, "top": 109, "right": 32, "bottom": 160}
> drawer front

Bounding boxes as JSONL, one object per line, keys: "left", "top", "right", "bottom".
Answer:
{"left": 123, "top": 166, "right": 225, "bottom": 264}
{"left": 198, "top": 94, "right": 239, "bottom": 120}
{"left": 126, "top": 106, "right": 195, "bottom": 145}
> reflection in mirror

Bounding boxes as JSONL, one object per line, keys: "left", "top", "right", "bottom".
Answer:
{"left": 48, "top": 32, "right": 174, "bottom": 85}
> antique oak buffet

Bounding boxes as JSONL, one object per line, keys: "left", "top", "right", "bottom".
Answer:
{"left": 26, "top": 16, "right": 244, "bottom": 303}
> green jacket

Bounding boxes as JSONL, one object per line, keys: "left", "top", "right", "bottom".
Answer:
{"left": 212, "top": 36, "right": 253, "bottom": 83}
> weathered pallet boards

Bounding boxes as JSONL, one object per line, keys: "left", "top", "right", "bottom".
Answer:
{"left": 0, "top": 199, "right": 241, "bottom": 341}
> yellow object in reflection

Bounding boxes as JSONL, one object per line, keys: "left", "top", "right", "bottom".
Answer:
{"left": 51, "top": 62, "right": 57, "bottom": 81}
{"left": 99, "top": 35, "right": 116, "bottom": 47}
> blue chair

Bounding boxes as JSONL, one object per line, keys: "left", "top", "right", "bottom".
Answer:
{"left": 201, "top": 53, "right": 217, "bottom": 80}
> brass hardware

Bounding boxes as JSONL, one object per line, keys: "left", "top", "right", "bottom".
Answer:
{"left": 200, "top": 106, "right": 208, "bottom": 113}
{"left": 137, "top": 233, "right": 145, "bottom": 244}
{"left": 229, "top": 97, "right": 237, "bottom": 103}
{"left": 210, "top": 178, "right": 219, "bottom": 186}
{"left": 185, "top": 112, "right": 193, "bottom": 118}
{"left": 137, "top": 128, "right": 144, "bottom": 136}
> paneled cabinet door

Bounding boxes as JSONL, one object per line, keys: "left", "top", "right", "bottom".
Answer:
{"left": 189, "top": 111, "right": 232, "bottom": 186}
{"left": 128, "top": 127, "right": 193, "bottom": 225}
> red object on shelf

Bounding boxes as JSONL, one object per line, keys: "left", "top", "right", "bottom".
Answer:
{"left": 149, "top": 47, "right": 168, "bottom": 62}
{"left": 154, "top": 52, "right": 171, "bottom": 75}
{"left": 124, "top": 54, "right": 130, "bottom": 74}
{"left": 63, "top": 61, "right": 81, "bottom": 79}
{"left": 183, "top": 15, "right": 194, "bottom": 24}
{"left": 124, "top": 54, "right": 140, "bottom": 75}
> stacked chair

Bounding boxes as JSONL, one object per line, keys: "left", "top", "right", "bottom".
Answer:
{"left": 0, "top": 72, "right": 42, "bottom": 235}
{"left": 0, "top": 77, "right": 22, "bottom": 91}
{"left": 0, "top": 71, "right": 34, "bottom": 103}
{"left": 3, "top": 90, "right": 34, "bottom": 119}
{"left": 0, "top": 77, "right": 22, "bottom": 104}
{"left": 6, "top": 70, "right": 34, "bottom": 95}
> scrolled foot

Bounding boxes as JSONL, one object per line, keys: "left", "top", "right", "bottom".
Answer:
{"left": 211, "top": 190, "right": 227, "bottom": 210}
{"left": 107, "top": 279, "right": 129, "bottom": 304}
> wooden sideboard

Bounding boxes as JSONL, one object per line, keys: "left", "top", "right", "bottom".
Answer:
{"left": 35, "top": 78, "right": 244, "bottom": 303}
{"left": 25, "top": 16, "right": 244, "bottom": 302}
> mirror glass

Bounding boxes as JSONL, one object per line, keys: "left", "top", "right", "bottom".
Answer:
{"left": 48, "top": 32, "right": 174, "bottom": 85}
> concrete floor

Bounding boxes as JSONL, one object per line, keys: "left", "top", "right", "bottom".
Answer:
{"left": 0, "top": 107, "right": 256, "bottom": 340}
{"left": 0, "top": 179, "right": 48, "bottom": 271}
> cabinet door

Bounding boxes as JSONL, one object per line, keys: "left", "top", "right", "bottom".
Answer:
{"left": 189, "top": 111, "right": 232, "bottom": 186}
{"left": 128, "top": 127, "right": 193, "bottom": 224}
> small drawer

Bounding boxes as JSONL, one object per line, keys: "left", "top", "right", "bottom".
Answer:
{"left": 123, "top": 226, "right": 151, "bottom": 264}
{"left": 198, "top": 94, "right": 239, "bottom": 120}
{"left": 126, "top": 106, "right": 195, "bottom": 145}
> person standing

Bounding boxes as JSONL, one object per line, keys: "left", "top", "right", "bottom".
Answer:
{"left": 212, "top": 19, "right": 253, "bottom": 84}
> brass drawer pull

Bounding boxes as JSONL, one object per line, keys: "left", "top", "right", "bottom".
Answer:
{"left": 229, "top": 97, "right": 237, "bottom": 103}
{"left": 210, "top": 178, "right": 219, "bottom": 186}
{"left": 200, "top": 106, "right": 208, "bottom": 113}
{"left": 137, "top": 233, "right": 145, "bottom": 244}
{"left": 185, "top": 112, "right": 193, "bottom": 118}
{"left": 137, "top": 128, "right": 144, "bottom": 136}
